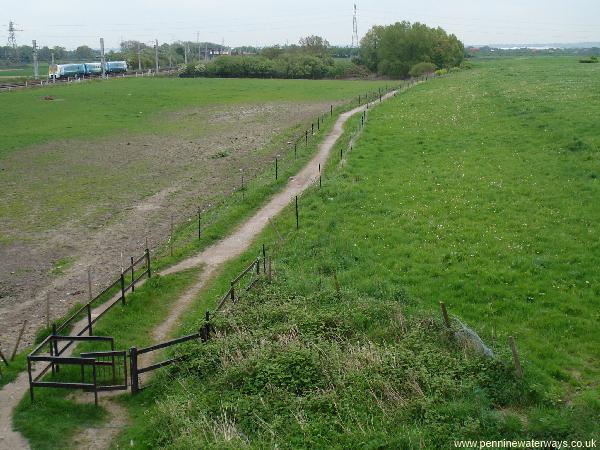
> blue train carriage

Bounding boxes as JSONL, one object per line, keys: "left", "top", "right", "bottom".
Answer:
{"left": 48, "top": 63, "right": 86, "bottom": 79}
{"left": 84, "top": 62, "right": 102, "bottom": 75}
{"left": 106, "top": 61, "right": 128, "bottom": 74}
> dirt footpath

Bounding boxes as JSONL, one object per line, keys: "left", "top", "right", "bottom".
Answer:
{"left": 0, "top": 101, "right": 335, "bottom": 352}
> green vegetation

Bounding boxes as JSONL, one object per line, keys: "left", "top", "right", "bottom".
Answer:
{"left": 116, "top": 56, "right": 600, "bottom": 447}
{"left": 50, "top": 257, "right": 73, "bottom": 276}
{"left": 180, "top": 36, "right": 368, "bottom": 80}
{"left": 0, "top": 77, "right": 388, "bottom": 158}
{"left": 13, "top": 269, "right": 200, "bottom": 450}
{"left": 358, "top": 21, "right": 464, "bottom": 77}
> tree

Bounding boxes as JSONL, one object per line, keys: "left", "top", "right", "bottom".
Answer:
{"left": 357, "top": 21, "right": 464, "bottom": 78}
{"left": 299, "top": 35, "right": 330, "bottom": 57}
{"left": 74, "top": 45, "right": 96, "bottom": 61}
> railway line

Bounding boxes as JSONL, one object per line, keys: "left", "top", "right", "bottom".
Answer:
{"left": 0, "top": 67, "right": 178, "bottom": 93}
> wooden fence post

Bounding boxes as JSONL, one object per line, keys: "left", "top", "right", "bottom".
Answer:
{"left": 508, "top": 336, "right": 523, "bottom": 379}
{"left": 130, "top": 256, "right": 135, "bottom": 292}
{"left": 170, "top": 214, "right": 174, "bottom": 257}
{"left": 146, "top": 248, "right": 151, "bottom": 278}
{"left": 11, "top": 320, "right": 27, "bottom": 360}
{"left": 330, "top": 105, "right": 333, "bottom": 116}
{"left": 120, "top": 272, "right": 126, "bottom": 305}
{"left": 440, "top": 302, "right": 451, "bottom": 328}
{"left": 295, "top": 196, "right": 299, "bottom": 230}
{"left": 205, "top": 310, "right": 211, "bottom": 339}
{"left": 262, "top": 244, "right": 266, "bottom": 272}
{"left": 317, "top": 116, "right": 320, "bottom": 131}
{"left": 130, "top": 347, "right": 139, "bottom": 393}
{"left": 305, "top": 130, "right": 308, "bottom": 145}
{"left": 87, "top": 304, "right": 93, "bottom": 336}
{"left": 198, "top": 207, "right": 201, "bottom": 240}
{"left": 275, "top": 158, "right": 278, "bottom": 180}
{"left": 311, "top": 123, "right": 314, "bottom": 135}
{"left": 87, "top": 267, "right": 92, "bottom": 301}
{"left": 230, "top": 282, "right": 235, "bottom": 303}
{"left": 256, "top": 257, "right": 260, "bottom": 275}
{"left": 52, "top": 323, "right": 59, "bottom": 372}
{"left": 268, "top": 258, "right": 272, "bottom": 282}
{"left": 46, "top": 293, "right": 50, "bottom": 329}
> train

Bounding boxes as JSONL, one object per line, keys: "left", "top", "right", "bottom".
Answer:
{"left": 48, "top": 61, "right": 128, "bottom": 79}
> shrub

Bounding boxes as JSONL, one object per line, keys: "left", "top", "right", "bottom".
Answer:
{"left": 435, "top": 68, "right": 449, "bottom": 76}
{"left": 579, "top": 56, "right": 598, "bottom": 63}
{"left": 409, "top": 62, "right": 437, "bottom": 77}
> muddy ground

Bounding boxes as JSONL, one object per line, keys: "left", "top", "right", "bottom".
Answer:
{"left": 0, "top": 101, "right": 335, "bottom": 351}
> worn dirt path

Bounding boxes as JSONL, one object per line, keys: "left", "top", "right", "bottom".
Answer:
{"left": 0, "top": 89, "right": 401, "bottom": 450}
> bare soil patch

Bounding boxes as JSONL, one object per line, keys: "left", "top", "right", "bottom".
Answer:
{"left": 0, "top": 101, "right": 334, "bottom": 351}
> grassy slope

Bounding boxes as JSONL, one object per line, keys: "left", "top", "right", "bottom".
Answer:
{"left": 115, "top": 56, "right": 600, "bottom": 448}
{"left": 0, "top": 77, "right": 389, "bottom": 158}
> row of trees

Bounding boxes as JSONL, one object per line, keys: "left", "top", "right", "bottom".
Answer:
{"left": 180, "top": 35, "right": 370, "bottom": 79}
{"left": 357, "top": 21, "right": 464, "bottom": 77}
{"left": 0, "top": 45, "right": 101, "bottom": 65}
{"left": 2, "top": 22, "right": 465, "bottom": 79}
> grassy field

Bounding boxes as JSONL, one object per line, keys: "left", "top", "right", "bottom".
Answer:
{"left": 0, "top": 77, "right": 389, "bottom": 157}
{"left": 111, "top": 56, "right": 600, "bottom": 448}
{"left": 0, "top": 75, "right": 391, "bottom": 355}
{"left": 0, "top": 63, "right": 50, "bottom": 80}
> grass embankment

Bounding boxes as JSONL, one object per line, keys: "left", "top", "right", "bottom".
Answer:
{"left": 115, "top": 56, "right": 600, "bottom": 447}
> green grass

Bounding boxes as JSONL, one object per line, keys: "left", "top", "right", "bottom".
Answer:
{"left": 9, "top": 81, "right": 393, "bottom": 448}
{"left": 12, "top": 269, "right": 200, "bottom": 450}
{"left": 0, "top": 63, "right": 50, "bottom": 81}
{"left": 113, "top": 56, "right": 600, "bottom": 447}
{"left": 0, "top": 77, "right": 390, "bottom": 158}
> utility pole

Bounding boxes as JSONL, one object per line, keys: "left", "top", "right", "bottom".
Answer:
{"left": 137, "top": 42, "right": 142, "bottom": 71}
{"left": 7, "top": 21, "right": 23, "bottom": 62}
{"left": 205, "top": 42, "right": 208, "bottom": 61}
{"left": 352, "top": 4, "right": 359, "bottom": 49}
{"left": 32, "top": 40, "right": 39, "bottom": 80}
{"left": 100, "top": 38, "right": 106, "bottom": 78}
{"left": 197, "top": 31, "right": 200, "bottom": 61}
{"left": 51, "top": 51, "right": 55, "bottom": 65}
{"left": 155, "top": 39, "right": 159, "bottom": 72}
{"left": 184, "top": 43, "right": 188, "bottom": 64}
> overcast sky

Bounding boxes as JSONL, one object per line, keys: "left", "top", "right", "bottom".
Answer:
{"left": 3, "top": 0, "right": 600, "bottom": 50}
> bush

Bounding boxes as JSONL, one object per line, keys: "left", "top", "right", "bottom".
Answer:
{"left": 435, "top": 68, "right": 448, "bottom": 76}
{"left": 177, "top": 54, "right": 370, "bottom": 80}
{"left": 579, "top": 56, "right": 598, "bottom": 63}
{"left": 409, "top": 62, "right": 437, "bottom": 77}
